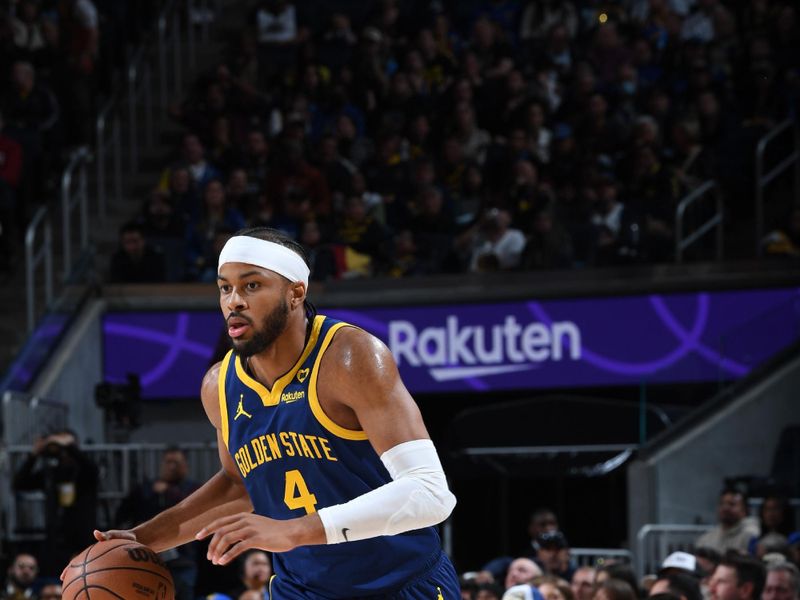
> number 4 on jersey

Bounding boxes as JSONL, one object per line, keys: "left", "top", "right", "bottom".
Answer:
{"left": 284, "top": 469, "right": 318, "bottom": 514}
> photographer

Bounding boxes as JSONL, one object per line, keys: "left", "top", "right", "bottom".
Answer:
{"left": 12, "top": 430, "right": 99, "bottom": 577}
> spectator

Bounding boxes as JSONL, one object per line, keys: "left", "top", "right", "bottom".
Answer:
{"left": 335, "top": 194, "right": 390, "bottom": 275}
{"left": 649, "top": 571, "right": 704, "bottom": 600}
{"left": 521, "top": 208, "right": 574, "bottom": 270}
{"left": 761, "top": 208, "right": 800, "bottom": 259}
{"left": 572, "top": 567, "right": 597, "bottom": 600}
{"left": 181, "top": 133, "right": 221, "bottom": 191}
{"left": 226, "top": 550, "right": 273, "bottom": 600}
{"left": 477, "top": 582, "right": 506, "bottom": 600}
{"left": 593, "top": 578, "right": 639, "bottom": 600}
{"left": 108, "top": 221, "right": 167, "bottom": 284}
{"left": 1, "top": 553, "right": 38, "bottom": 600}
{"left": 12, "top": 430, "right": 99, "bottom": 576}
{"left": 59, "top": 0, "right": 99, "bottom": 143}
{"left": 506, "top": 557, "right": 544, "bottom": 590}
{"left": 39, "top": 582, "right": 63, "bottom": 600}
{"left": 452, "top": 101, "right": 491, "bottom": 165}
{"left": 0, "top": 109, "right": 23, "bottom": 271}
{"left": 697, "top": 489, "right": 760, "bottom": 555}
{"left": 269, "top": 140, "right": 331, "bottom": 217}
{"left": 536, "top": 575, "right": 577, "bottom": 600}
{"left": 596, "top": 564, "right": 641, "bottom": 598}
{"left": 115, "top": 447, "right": 201, "bottom": 600}
{"left": 749, "top": 496, "right": 795, "bottom": 558}
{"left": 658, "top": 552, "right": 706, "bottom": 580}
{"left": 709, "top": 552, "right": 766, "bottom": 600}
{"left": 535, "top": 531, "right": 576, "bottom": 581}
{"left": 763, "top": 563, "right": 799, "bottom": 600}
{"left": 254, "top": 0, "right": 297, "bottom": 45}
{"left": 186, "top": 179, "right": 246, "bottom": 280}
{"left": 695, "top": 547, "right": 722, "bottom": 590}
{"left": 241, "top": 129, "right": 271, "bottom": 197}
{"left": 1, "top": 60, "right": 59, "bottom": 209}
{"left": 466, "top": 208, "right": 527, "bottom": 271}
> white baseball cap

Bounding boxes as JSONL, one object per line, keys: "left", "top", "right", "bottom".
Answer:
{"left": 659, "top": 552, "right": 698, "bottom": 575}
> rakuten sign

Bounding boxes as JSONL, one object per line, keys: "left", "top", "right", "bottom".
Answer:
{"left": 389, "top": 315, "right": 581, "bottom": 369}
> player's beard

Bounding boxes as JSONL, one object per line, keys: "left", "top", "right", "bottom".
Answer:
{"left": 232, "top": 298, "right": 289, "bottom": 358}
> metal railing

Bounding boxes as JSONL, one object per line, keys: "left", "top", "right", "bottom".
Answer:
{"left": 60, "top": 146, "right": 92, "bottom": 273}
{"left": 127, "top": 46, "right": 155, "bottom": 173}
{"left": 571, "top": 547, "right": 634, "bottom": 568}
{"left": 95, "top": 96, "right": 122, "bottom": 220}
{"left": 24, "top": 206, "right": 54, "bottom": 333}
{"left": 755, "top": 118, "right": 800, "bottom": 256}
{"left": 675, "top": 180, "right": 723, "bottom": 263}
{"left": 2, "top": 442, "right": 219, "bottom": 541}
{"left": 636, "top": 524, "right": 713, "bottom": 578}
{"left": 1, "top": 391, "right": 68, "bottom": 447}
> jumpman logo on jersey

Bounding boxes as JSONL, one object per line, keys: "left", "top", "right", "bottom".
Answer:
{"left": 436, "top": 586, "right": 444, "bottom": 600}
{"left": 234, "top": 394, "right": 252, "bottom": 420}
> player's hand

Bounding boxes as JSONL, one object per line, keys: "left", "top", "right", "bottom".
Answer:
{"left": 94, "top": 529, "right": 137, "bottom": 542}
{"left": 59, "top": 530, "right": 137, "bottom": 581}
{"left": 196, "top": 512, "right": 309, "bottom": 565}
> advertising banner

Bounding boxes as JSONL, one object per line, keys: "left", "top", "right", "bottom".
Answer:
{"left": 103, "top": 287, "right": 800, "bottom": 398}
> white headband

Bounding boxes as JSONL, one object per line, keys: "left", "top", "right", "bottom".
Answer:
{"left": 218, "top": 236, "right": 310, "bottom": 286}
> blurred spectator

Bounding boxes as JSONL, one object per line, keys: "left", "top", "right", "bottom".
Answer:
{"left": 708, "top": 552, "right": 765, "bottom": 600}
{"left": 12, "top": 430, "right": 99, "bottom": 577}
{"left": 696, "top": 489, "right": 760, "bottom": 555}
{"left": 1, "top": 553, "right": 38, "bottom": 600}
{"left": 141, "top": 189, "right": 186, "bottom": 241}
{"left": 452, "top": 101, "right": 490, "bottom": 164}
{"left": 255, "top": 0, "right": 297, "bottom": 44}
{"left": 536, "top": 575, "right": 576, "bottom": 600}
{"left": 335, "top": 194, "right": 390, "bottom": 276}
{"left": 226, "top": 550, "right": 273, "bottom": 600}
{"left": 108, "top": 221, "right": 167, "bottom": 284}
{"left": 0, "top": 109, "right": 22, "bottom": 271}
{"left": 593, "top": 578, "right": 639, "bottom": 600}
{"left": 596, "top": 564, "right": 641, "bottom": 598}
{"left": 116, "top": 447, "right": 200, "bottom": 600}
{"left": 186, "top": 180, "right": 246, "bottom": 280}
{"left": 572, "top": 567, "right": 597, "bottom": 600}
{"left": 762, "top": 563, "right": 799, "bottom": 600}
{"left": 535, "top": 531, "right": 575, "bottom": 581}
{"left": 241, "top": 129, "right": 271, "bottom": 197}
{"left": 300, "top": 219, "right": 339, "bottom": 281}
{"left": 749, "top": 496, "right": 796, "bottom": 558}
{"left": 520, "top": 1, "right": 578, "bottom": 44}
{"left": 39, "top": 582, "right": 63, "bottom": 600}
{"left": 1, "top": 60, "right": 59, "bottom": 208}
{"left": 649, "top": 570, "right": 704, "bottom": 600}
{"left": 317, "top": 134, "right": 356, "bottom": 196}
{"left": 269, "top": 140, "right": 331, "bottom": 217}
{"left": 521, "top": 208, "right": 574, "bottom": 270}
{"left": 505, "top": 557, "right": 544, "bottom": 590}
{"left": 761, "top": 208, "right": 800, "bottom": 259}
{"left": 10, "top": 1, "right": 47, "bottom": 61}
{"left": 694, "top": 547, "right": 722, "bottom": 599}
{"left": 59, "top": 0, "right": 99, "bottom": 144}
{"left": 477, "top": 582, "right": 506, "bottom": 600}
{"left": 465, "top": 208, "right": 526, "bottom": 271}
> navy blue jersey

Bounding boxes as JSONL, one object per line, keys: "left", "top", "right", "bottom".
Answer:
{"left": 219, "top": 315, "right": 444, "bottom": 597}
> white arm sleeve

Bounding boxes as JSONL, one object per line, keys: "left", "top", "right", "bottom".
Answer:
{"left": 317, "top": 439, "right": 456, "bottom": 544}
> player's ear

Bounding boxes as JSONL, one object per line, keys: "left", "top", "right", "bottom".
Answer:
{"left": 288, "top": 281, "right": 306, "bottom": 309}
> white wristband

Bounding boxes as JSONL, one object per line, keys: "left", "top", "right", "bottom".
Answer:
{"left": 317, "top": 439, "right": 456, "bottom": 544}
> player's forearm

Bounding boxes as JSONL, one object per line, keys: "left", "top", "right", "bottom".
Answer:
{"left": 133, "top": 470, "right": 252, "bottom": 551}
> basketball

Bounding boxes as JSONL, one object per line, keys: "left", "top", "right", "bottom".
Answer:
{"left": 61, "top": 539, "right": 175, "bottom": 600}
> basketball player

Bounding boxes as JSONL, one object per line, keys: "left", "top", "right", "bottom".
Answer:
{"left": 90, "top": 227, "right": 460, "bottom": 598}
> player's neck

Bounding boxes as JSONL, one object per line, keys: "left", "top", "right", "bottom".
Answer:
{"left": 246, "top": 315, "right": 309, "bottom": 388}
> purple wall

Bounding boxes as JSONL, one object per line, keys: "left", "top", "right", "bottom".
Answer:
{"left": 103, "top": 287, "right": 800, "bottom": 398}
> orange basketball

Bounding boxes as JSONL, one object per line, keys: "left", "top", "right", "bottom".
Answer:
{"left": 62, "top": 539, "right": 175, "bottom": 600}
